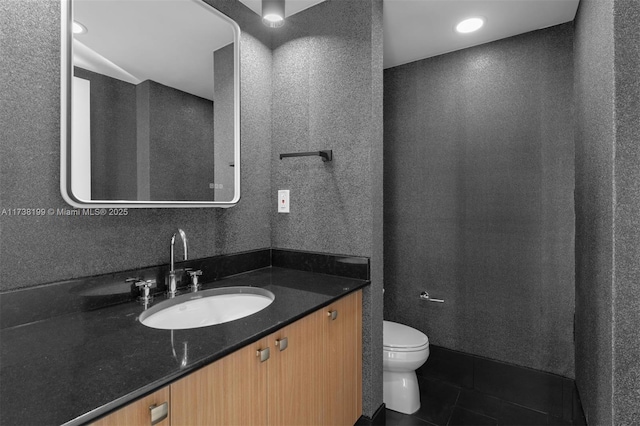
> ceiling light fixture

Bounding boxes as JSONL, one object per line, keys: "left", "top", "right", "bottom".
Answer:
{"left": 262, "top": 0, "right": 285, "bottom": 28}
{"left": 72, "top": 21, "right": 87, "bottom": 34}
{"left": 456, "top": 17, "right": 485, "bottom": 34}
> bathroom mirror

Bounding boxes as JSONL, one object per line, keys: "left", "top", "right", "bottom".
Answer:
{"left": 60, "top": 0, "right": 240, "bottom": 207}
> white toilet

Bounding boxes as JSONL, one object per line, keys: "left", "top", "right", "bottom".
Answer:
{"left": 383, "top": 320, "right": 430, "bottom": 414}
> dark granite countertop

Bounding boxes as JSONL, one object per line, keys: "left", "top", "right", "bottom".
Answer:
{"left": 0, "top": 267, "right": 368, "bottom": 426}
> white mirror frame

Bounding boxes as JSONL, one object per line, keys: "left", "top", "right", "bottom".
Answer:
{"left": 60, "top": 0, "right": 241, "bottom": 208}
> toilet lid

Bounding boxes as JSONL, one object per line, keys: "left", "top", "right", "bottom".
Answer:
{"left": 383, "top": 320, "right": 429, "bottom": 350}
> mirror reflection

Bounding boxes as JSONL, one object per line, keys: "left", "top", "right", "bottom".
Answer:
{"left": 67, "top": 0, "right": 239, "bottom": 205}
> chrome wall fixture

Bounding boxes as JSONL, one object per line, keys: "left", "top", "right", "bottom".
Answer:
{"left": 262, "top": 0, "right": 285, "bottom": 27}
{"left": 420, "top": 291, "right": 445, "bottom": 303}
{"left": 279, "top": 150, "right": 333, "bottom": 162}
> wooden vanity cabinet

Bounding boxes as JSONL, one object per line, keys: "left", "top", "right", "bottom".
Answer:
{"left": 93, "top": 290, "right": 362, "bottom": 426}
{"left": 323, "top": 289, "right": 363, "bottom": 426}
{"left": 170, "top": 337, "right": 269, "bottom": 425}
{"left": 170, "top": 311, "right": 325, "bottom": 426}
{"left": 91, "top": 386, "right": 170, "bottom": 426}
{"left": 267, "top": 309, "right": 325, "bottom": 425}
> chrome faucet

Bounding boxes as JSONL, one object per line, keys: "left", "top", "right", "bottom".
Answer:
{"left": 168, "top": 228, "right": 188, "bottom": 298}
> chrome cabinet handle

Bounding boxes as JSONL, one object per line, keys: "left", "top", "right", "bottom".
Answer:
{"left": 256, "top": 347, "right": 270, "bottom": 362}
{"left": 327, "top": 310, "right": 338, "bottom": 320}
{"left": 149, "top": 402, "right": 168, "bottom": 425}
{"left": 275, "top": 337, "right": 288, "bottom": 351}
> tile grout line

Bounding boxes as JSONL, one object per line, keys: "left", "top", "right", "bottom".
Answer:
{"left": 445, "top": 388, "right": 462, "bottom": 426}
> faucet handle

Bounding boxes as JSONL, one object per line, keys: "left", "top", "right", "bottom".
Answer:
{"left": 127, "top": 279, "right": 157, "bottom": 305}
{"left": 126, "top": 277, "right": 157, "bottom": 289}
{"left": 187, "top": 270, "right": 202, "bottom": 292}
{"left": 137, "top": 279, "right": 157, "bottom": 288}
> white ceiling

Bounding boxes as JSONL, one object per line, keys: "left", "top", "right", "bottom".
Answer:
{"left": 74, "top": 0, "right": 234, "bottom": 100}
{"left": 74, "top": 0, "right": 580, "bottom": 97}
{"left": 383, "top": 0, "right": 580, "bottom": 68}
{"left": 240, "top": 0, "right": 579, "bottom": 69}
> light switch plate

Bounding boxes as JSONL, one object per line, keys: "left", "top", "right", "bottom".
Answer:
{"left": 278, "top": 190, "right": 290, "bottom": 213}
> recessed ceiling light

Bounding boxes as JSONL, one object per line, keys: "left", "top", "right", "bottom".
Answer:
{"left": 456, "top": 17, "right": 485, "bottom": 34}
{"left": 73, "top": 21, "right": 87, "bottom": 34}
{"left": 262, "top": 0, "right": 285, "bottom": 28}
{"left": 263, "top": 13, "right": 284, "bottom": 24}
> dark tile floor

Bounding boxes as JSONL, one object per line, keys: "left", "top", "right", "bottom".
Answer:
{"left": 384, "top": 376, "right": 580, "bottom": 426}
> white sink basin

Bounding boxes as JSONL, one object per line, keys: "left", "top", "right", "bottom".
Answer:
{"left": 139, "top": 286, "right": 275, "bottom": 330}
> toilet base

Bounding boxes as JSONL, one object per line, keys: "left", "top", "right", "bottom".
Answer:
{"left": 383, "top": 370, "right": 421, "bottom": 415}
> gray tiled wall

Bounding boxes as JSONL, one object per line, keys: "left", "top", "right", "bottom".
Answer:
{"left": 574, "top": 0, "right": 640, "bottom": 423}
{"left": 573, "top": 0, "right": 615, "bottom": 423}
{"left": 144, "top": 80, "right": 215, "bottom": 201}
{"left": 611, "top": 0, "right": 640, "bottom": 422}
{"left": 270, "top": 0, "right": 384, "bottom": 417}
{"left": 383, "top": 24, "right": 575, "bottom": 378}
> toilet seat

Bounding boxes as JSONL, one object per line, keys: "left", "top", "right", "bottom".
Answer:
{"left": 384, "top": 342, "right": 429, "bottom": 352}
{"left": 383, "top": 321, "right": 429, "bottom": 352}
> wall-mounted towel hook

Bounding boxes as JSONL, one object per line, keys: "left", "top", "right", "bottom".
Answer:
{"left": 279, "top": 150, "right": 333, "bottom": 162}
